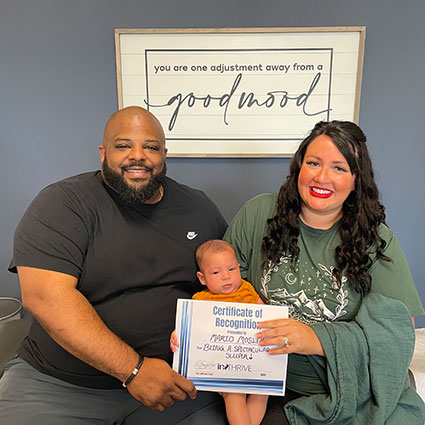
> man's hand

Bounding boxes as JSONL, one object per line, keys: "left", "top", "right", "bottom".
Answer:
{"left": 127, "top": 357, "right": 197, "bottom": 411}
{"left": 18, "top": 266, "right": 196, "bottom": 412}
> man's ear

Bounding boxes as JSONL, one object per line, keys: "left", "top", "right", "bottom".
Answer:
{"left": 197, "top": 271, "right": 207, "bottom": 286}
{"left": 98, "top": 145, "right": 106, "bottom": 163}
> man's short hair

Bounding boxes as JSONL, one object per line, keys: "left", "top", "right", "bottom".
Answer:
{"left": 195, "top": 240, "right": 236, "bottom": 271}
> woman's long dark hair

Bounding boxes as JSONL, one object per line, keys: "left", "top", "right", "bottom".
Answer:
{"left": 262, "top": 121, "right": 391, "bottom": 294}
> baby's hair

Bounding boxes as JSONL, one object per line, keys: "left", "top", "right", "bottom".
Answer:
{"left": 196, "top": 240, "right": 236, "bottom": 270}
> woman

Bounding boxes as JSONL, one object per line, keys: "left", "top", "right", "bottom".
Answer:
{"left": 224, "top": 121, "right": 425, "bottom": 424}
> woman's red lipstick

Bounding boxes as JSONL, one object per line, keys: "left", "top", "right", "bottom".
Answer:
{"left": 309, "top": 186, "right": 333, "bottom": 199}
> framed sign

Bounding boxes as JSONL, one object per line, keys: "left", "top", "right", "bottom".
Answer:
{"left": 115, "top": 27, "right": 365, "bottom": 157}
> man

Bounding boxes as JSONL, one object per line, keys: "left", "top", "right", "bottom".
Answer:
{"left": 0, "top": 107, "right": 228, "bottom": 424}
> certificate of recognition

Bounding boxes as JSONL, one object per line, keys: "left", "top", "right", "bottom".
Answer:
{"left": 172, "top": 299, "right": 288, "bottom": 395}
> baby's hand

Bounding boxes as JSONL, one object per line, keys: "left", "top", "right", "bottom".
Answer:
{"left": 170, "top": 330, "right": 180, "bottom": 353}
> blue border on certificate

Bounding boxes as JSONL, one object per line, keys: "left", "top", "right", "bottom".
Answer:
{"left": 177, "top": 299, "right": 193, "bottom": 376}
{"left": 188, "top": 377, "right": 285, "bottom": 395}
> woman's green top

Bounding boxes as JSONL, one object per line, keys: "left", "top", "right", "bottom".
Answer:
{"left": 224, "top": 193, "right": 424, "bottom": 395}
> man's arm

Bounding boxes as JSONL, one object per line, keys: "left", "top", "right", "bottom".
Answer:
{"left": 18, "top": 266, "right": 197, "bottom": 411}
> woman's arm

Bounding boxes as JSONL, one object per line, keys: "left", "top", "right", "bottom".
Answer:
{"left": 256, "top": 317, "right": 325, "bottom": 357}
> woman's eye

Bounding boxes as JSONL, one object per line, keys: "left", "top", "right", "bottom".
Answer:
{"left": 335, "top": 166, "right": 348, "bottom": 173}
{"left": 306, "top": 161, "right": 319, "bottom": 167}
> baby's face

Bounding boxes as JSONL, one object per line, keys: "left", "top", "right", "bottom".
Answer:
{"left": 198, "top": 249, "right": 242, "bottom": 295}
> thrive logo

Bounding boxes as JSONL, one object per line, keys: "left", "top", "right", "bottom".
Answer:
{"left": 217, "top": 363, "right": 253, "bottom": 372}
{"left": 217, "top": 363, "right": 230, "bottom": 371}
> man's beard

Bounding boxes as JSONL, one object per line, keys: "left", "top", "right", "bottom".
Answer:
{"left": 102, "top": 157, "right": 167, "bottom": 207}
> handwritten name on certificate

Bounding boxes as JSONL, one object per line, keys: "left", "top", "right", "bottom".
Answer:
{"left": 173, "top": 299, "right": 288, "bottom": 395}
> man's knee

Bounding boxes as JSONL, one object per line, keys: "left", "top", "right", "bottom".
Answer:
{"left": 125, "top": 391, "right": 227, "bottom": 425}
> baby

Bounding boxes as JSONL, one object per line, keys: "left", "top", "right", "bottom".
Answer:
{"left": 171, "top": 239, "right": 268, "bottom": 425}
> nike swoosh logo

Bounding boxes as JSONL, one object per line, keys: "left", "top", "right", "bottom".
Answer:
{"left": 187, "top": 232, "right": 198, "bottom": 240}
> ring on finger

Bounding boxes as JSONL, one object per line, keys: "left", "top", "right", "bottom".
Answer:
{"left": 283, "top": 336, "right": 289, "bottom": 347}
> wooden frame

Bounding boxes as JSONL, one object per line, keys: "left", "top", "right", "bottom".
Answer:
{"left": 115, "top": 27, "right": 365, "bottom": 157}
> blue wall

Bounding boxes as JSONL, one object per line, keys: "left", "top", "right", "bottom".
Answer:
{"left": 1, "top": 0, "right": 424, "bottom": 325}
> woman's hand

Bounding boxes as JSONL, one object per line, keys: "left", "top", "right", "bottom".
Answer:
{"left": 256, "top": 318, "right": 325, "bottom": 357}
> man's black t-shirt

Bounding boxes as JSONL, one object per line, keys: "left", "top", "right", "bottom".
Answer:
{"left": 9, "top": 171, "right": 227, "bottom": 389}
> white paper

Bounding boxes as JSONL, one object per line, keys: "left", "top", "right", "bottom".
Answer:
{"left": 173, "top": 299, "right": 288, "bottom": 395}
